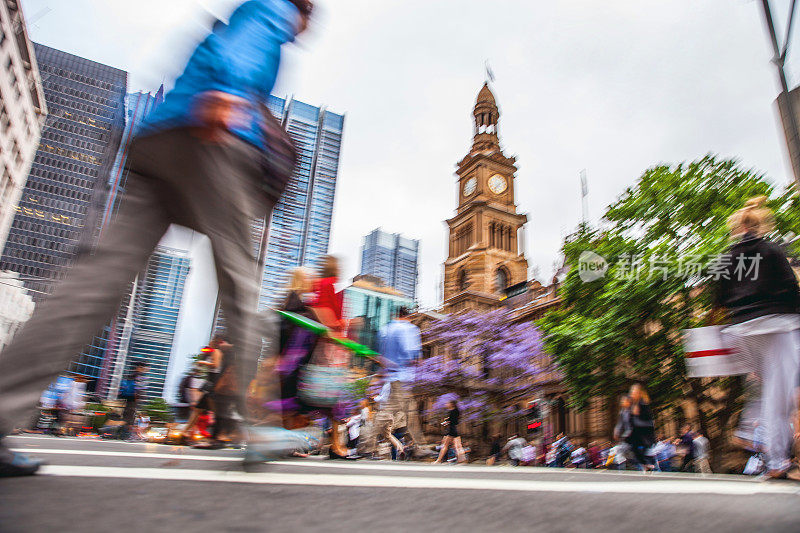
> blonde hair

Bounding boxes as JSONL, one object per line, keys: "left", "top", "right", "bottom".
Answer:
{"left": 286, "top": 267, "right": 313, "bottom": 293}
{"left": 727, "top": 196, "right": 774, "bottom": 237}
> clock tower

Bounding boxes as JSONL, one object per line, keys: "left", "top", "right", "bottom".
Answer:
{"left": 443, "top": 83, "right": 528, "bottom": 312}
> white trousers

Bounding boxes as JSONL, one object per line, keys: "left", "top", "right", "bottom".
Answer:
{"left": 734, "top": 329, "right": 800, "bottom": 471}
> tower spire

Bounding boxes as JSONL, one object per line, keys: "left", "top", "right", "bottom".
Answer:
{"left": 472, "top": 82, "right": 500, "bottom": 153}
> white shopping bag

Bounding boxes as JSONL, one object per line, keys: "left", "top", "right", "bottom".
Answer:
{"left": 743, "top": 454, "right": 764, "bottom": 476}
{"left": 682, "top": 325, "right": 747, "bottom": 378}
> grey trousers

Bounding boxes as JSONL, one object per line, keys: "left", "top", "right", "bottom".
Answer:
{"left": 0, "top": 128, "right": 270, "bottom": 434}
{"left": 734, "top": 329, "right": 800, "bottom": 472}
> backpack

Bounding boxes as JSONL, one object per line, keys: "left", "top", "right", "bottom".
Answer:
{"left": 119, "top": 378, "right": 136, "bottom": 400}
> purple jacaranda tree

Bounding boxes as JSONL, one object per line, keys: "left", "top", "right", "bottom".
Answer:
{"left": 411, "top": 309, "right": 556, "bottom": 427}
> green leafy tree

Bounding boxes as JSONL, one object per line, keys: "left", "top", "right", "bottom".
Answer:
{"left": 540, "top": 156, "right": 799, "bottom": 465}
{"left": 142, "top": 397, "right": 174, "bottom": 424}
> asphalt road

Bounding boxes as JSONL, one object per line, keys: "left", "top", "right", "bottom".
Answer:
{"left": 2, "top": 435, "right": 799, "bottom": 533}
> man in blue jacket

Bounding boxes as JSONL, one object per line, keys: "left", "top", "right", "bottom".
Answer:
{"left": 0, "top": 0, "right": 313, "bottom": 476}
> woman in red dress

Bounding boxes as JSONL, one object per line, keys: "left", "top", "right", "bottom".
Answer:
{"left": 308, "top": 255, "right": 349, "bottom": 458}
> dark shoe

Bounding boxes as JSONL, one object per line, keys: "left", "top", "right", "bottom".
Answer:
{"left": 328, "top": 449, "right": 348, "bottom": 460}
{"left": 0, "top": 443, "right": 43, "bottom": 478}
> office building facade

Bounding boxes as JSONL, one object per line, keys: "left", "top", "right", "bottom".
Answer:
{"left": 100, "top": 87, "right": 163, "bottom": 232}
{"left": 71, "top": 87, "right": 164, "bottom": 388}
{"left": 0, "top": 1, "right": 47, "bottom": 254}
{"left": 343, "top": 274, "right": 414, "bottom": 353}
{"left": 360, "top": 228, "right": 419, "bottom": 301}
{"left": 257, "top": 95, "right": 344, "bottom": 309}
{"left": 105, "top": 246, "right": 191, "bottom": 401}
{"left": 0, "top": 43, "right": 126, "bottom": 299}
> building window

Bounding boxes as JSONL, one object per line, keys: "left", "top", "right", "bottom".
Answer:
{"left": 495, "top": 267, "right": 508, "bottom": 292}
{"left": 458, "top": 269, "right": 469, "bottom": 291}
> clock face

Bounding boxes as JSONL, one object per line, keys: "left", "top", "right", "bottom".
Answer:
{"left": 488, "top": 174, "right": 508, "bottom": 194}
{"left": 463, "top": 177, "right": 477, "bottom": 197}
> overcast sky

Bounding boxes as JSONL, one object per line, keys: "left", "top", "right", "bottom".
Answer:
{"left": 21, "top": 0, "right": 799, "bottom": 307}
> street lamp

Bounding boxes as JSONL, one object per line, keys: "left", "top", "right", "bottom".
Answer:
{"left": 759, "top": 0, "right": 800, "bottom": 190}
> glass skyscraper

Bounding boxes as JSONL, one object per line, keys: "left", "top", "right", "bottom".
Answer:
{"left": 359, "top": 228, "right": 419, "bottom": 301}
{"left": 105, "top": 246, "right": 191, "bottom": 401}
{"left": 100, "top": 87, "right": 163, "bottom": 232}
{"left": 257, "top": 95, "right": 344, "bottom": 309}
{"left": 0, "top": 43, "right": 126, "bottom": 299}
{"left": 343, "top": 275, "right": 414, "bottom": 353}
{"left": 71, "top": 88, "right": 164, "bottom": 387}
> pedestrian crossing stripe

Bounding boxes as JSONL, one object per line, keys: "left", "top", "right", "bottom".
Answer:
{"left": 9, "top": 448, "right": 762, "bottom": 481}
{"left": 35, "top": 464, "right": 800, "bottom": 496}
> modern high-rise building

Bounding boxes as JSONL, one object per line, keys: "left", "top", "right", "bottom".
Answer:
{"left": 0, "top": 1, "right": 47, "bottom": 254}
{"left": 71, "top": 87, "right": 164, "bottom": 389}
{"left": 343, "top": 274, "right": 414, "bottom": 354}
{"left": 100, "top": 87, "right": 163, "bottom": 232}
{"left": 359, "top": 228, "right": 419, "bottom": 301}
{"left": 104, "top": 245, "right": 191, "bottom": 401}
{"left": 257, "top": 95, "right": 344, "bottom": 309}
{"left": 0, "top": 43, "right": 126, "bottom": 299}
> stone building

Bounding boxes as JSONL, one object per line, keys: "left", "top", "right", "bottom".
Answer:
{"left": 0, "top": 0, "right": 47, "bottom": 254}
{"left": 0, "top": 270, "right": 34, "bottom": 351}
{"left": 412, "top": 84, "right": 613, "bottom": 449}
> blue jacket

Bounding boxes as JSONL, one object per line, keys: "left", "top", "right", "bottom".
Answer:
{"left": 143, "top": 0, "right": 299, "bottom": 147}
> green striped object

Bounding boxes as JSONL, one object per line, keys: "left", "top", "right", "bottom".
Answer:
{"left": 274, "top": 309, "right": 379, "bottom": 358}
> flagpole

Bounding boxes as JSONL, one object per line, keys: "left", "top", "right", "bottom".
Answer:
{"left": 580, "top": 169, "right": 589, "bottom": 226}
{"left": 485, "top": 60, "right": 495, "bottom": 84}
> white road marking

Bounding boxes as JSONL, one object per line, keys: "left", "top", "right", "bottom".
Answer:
{"left": 8, "top": 445, "right": 764, "bottom": 483}
{"left": 11, "top": 448, "right": 239, "bottom": 462}
{"left": 38, "top": 465, "right": 800, "bottom": 496}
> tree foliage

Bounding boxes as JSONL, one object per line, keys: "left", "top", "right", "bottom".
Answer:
{"left": 142, "top": 397, "right": 174, "bottom": 424}
{"left": 412, "top": 309, "right": 554, "bottom": 424}
{"left": 539, "top": 156, "right": 799, "bottom": 450}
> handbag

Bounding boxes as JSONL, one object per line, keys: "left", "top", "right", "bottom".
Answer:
{"left": 298, "top": 340, "right": 348, "bottom": 408}
{"left": 256, "top": 103, "right": 297, "bottom": 204}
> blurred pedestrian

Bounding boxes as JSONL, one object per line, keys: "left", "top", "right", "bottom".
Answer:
{"left": 608, "top": 442, "right": 629, "bottom": 470}
{"left": 174, "top": 371, "right": 196, "bottom": 424}
{"left": 0, "top": 0, "right": 315, "bottom": 476}
{"left": 693, "top": 431, "right": 712, "bottom": 474}
{"left": 677, "top": 424, "right": 696, "bottom": 472}
{"left": 345, "top": 406, "right": 362, "bottom": 457}
{"left": 486, "top": 434, "right": 503, "bottom": 466}
{"left": 304, "top": 255, "right": 350, "bottom": 459}
{"left": 433, "top": 399, "right": 467, "bottom": 464}
{"left": 552, "top": 433, "right": 572, "bottom": 467}
{"left": 135, "top": 413, "right": 151, "bottom": 441}
{"left": 588, "top": 441, "right": 602, "bottom": 469}
{"left": 503, "top": 435, "right": 527, "bottom": 466}
{"left": 273, "top": 267, "right": 317, "bottom": 430}
{"left": 628, "top": 383, "right": 656, "bottom": 471}
{"left": 181, "top": 336, "right": 225, "bottom": 444}
{"left": 570, "top": 445, "right": 587, "bottom": 468}
{"left": 61, "top": 376, "right": 87, "bottom": 437}
{"left": 715, "top": 197, "right": 800, "bottom": 480}
{"left": 613, "top": 396, "right": 632, "bottom": 445}
{"left": 652, "top": 437, "right": 676, "bottom": 472}
{"left": 206, "top": 338, "right": 240, "bottom": 448}
{"left": 120, "top": 362, "right": 149, "bottom": 441}
{"left": 366, "top": 306, "right": 421, "bottom": 460}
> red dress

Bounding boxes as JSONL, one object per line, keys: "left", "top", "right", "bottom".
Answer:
{"left": 312, "top": 277, "right": 343, "bottom": 324}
